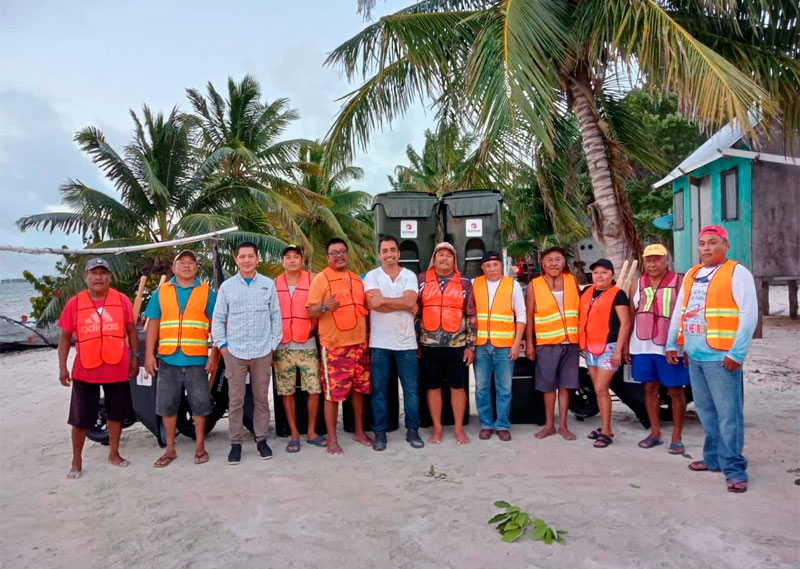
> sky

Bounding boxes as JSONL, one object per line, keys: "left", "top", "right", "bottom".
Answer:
{"left": 0, "top": 0, "right": 433, "bottom": 279}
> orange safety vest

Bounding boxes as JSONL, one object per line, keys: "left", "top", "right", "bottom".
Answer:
{"left": 531, "top": 273, "right": 580, "bottom": 345}
{"left": 421, "top": 268, "right": 464, "bottom": 333}
{"left": 75, "top": 288, "right": 126, "bottom": 369}
{"left": 276, "top": 271, "right": 313, "bottom": 344}
{"left": 677, "top": 260, "right": 740, "bottom": 351}
{"left": 474, "top": 275, "right": 516, "bottom": 347}
{"left": 579, "top": 285, "right": 621, "bottom": 356}
{"left": 321, "top": 267, "right": 367, "bottom": 331}
{"left": 157, "top": 281, "right": 210, "bottom": 356}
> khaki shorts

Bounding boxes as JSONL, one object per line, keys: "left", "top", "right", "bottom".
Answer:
{"left": 274, "top": 348, "right": 321, "bottom": 396}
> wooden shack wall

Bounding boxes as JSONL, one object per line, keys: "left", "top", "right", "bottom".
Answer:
{"left": 750, "top": 162, "right": 800, "bottom": 278}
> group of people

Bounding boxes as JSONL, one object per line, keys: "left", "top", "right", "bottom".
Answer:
{"left": 57, "top": 225, "right": 757, "bottom": 493}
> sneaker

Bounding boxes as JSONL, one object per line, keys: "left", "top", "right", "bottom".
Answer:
{"left": 227, "top": 444, "right": 242, "bottom": 465}
{"left": 373, "top": 432, "right": 387, "bottom": 452}
{"left": 406, "top": 428, "right": 424, "bottom": 449}
{"left": 257, "top": 440, "right": 273, "bottom": 460}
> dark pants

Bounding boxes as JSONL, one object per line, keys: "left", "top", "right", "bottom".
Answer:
{"left": 370, "top": 348, "right": 420, "bottom": 432}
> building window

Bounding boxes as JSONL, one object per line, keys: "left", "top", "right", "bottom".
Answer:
{"left": 673, "top": 189, "right": 684, "bottom": 230}
{"left": 722, "top": 168, "right": 739, "bottom": 221}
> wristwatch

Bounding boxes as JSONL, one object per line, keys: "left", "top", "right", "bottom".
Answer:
{"left": 320, "top": 305, "right": 328, "bottom": 313}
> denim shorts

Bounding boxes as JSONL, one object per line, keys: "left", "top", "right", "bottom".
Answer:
{"left": 584, "top": 342, "right": 620, "bottom": 371}
{"left": 155, "top": 362, "right": 212, "bottom": 417}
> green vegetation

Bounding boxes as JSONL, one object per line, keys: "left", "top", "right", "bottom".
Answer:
{"left": 489, "top": 501, "right": 567, "bottom": 545}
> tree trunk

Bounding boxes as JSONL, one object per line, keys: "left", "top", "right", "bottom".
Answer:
{"left": 569, "top": 68, "right": 635, "bottom": 274}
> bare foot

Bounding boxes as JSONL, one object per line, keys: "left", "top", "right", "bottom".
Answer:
{"left": 428, "top": 430, "right": 443, "bottom": 444}
{"left": 108, "top": 454, "right": 131, "bottom": 468}
{"left": 559, "top": 427, "right": 576, "bottom": 441}
{"left": 352, "top": 432, "right": 373, "bottom": 446}
{"left": 455, "top": 431, "right": 470, "bottom": 445}
{"left": 66, "top": 463, "right": 82, "bottom": 479}
{"left": 327, "top": 440, "right": 343, "bottom": 455}
{"left": 535, "top": 426, "right": 557, "bottom": 439}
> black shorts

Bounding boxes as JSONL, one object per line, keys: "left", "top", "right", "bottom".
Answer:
{"left": 68, "top": 380, "right": 133, "bottom": 429}
{"left": 155, "top": 362, "right": 212, "bottom": 417}
{"left": 419, "top": 346, "right": 468, "bottom": 390}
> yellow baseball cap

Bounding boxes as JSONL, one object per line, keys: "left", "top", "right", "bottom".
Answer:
{"left": 643, "top": 244, "right": 669, "bottom": 257}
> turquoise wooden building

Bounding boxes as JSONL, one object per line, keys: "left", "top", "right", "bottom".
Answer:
{"left": 654, "top": 120, "right": 800, "bottom": 319}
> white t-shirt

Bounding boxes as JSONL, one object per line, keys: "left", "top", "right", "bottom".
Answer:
{"left": 364, "top": 266, "right": 418, "bottom": 350}
{"left": 629, "top": 285, "right": 678, "bottom": 356}
{"left": 472, "top": 277, "right": 527, "bottom": 324}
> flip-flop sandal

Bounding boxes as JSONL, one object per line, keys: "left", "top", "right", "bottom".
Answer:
{"left": 688, "top": 460, "right": 716, "bottom": 471}
{"left": 726, "top": 478, "right": 748, "bottom": 493}
{"left": 588, "top": 429, "right": 614, "bottom": 440}
{"left": 286, "top": 440, "right": 301, "bottom": 453}
{"left": 593, "top": 434, "right": 613, "bottom": 448}
{"left": 638, "top": 436, "right": 664, "bottom": 449}
{"left": 154, "top": 455, "right": 176, "bottom": 468}
{"left": 307, "top": 435, "right": 328, "bottom": 447}
{"left": 194, "top": 451, "right": 210, "bottom": 464}
{"left": 668, "top": 442, "right": 686, "bottom": 455}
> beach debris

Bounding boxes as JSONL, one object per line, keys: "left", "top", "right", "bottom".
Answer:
{"left": 630, "top": 483, "right": 641, "bottom": 489}
{"left": 425, "top": 464, "right": 452, "bottom": 481}
{"left": 488, "top": 501, "right": 567, "bottom": 545}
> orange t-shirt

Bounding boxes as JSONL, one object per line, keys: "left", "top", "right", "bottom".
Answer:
{"left": 306, "top": 270, "right": 368, "bottom": 348}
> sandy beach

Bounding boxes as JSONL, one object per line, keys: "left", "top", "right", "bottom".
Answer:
{"left": 1, "top": 287, "right": 798, "bottom": 569}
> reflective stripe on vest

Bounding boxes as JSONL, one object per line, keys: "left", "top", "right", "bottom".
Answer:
{"left": 276, "top": 271, "right": 312, "bottom": 344}
{"left": 76, "top": 288, "right": 126, "bottom": 369}
{"left": 531, "top": 273, "right": 580, "bottom": 344}
{"left": 420, "top": 268, "right": 464, "bottom": 333}
{"left": 634, "top": 271, "right": 680, "bottom": 347}
{"left": 677, "top": 260, "right": 740, "bottom": 351}
{"left": 321, "top": 267, "right": 367, "bottom": 331}
{"left": 474, "top": 275, "right": 516, "bottom": 347}
{"left": 158, "top": 281, "right": 210, "bottom": 356}
{"left": 578, "top": 285, "right": 620, "bottom": 356}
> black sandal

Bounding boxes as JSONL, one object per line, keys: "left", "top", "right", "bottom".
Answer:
{"left": 593, "top": 434, "right": 613, "bottom": 448}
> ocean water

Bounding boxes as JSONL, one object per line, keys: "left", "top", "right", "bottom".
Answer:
{"left": 0, "top": 281, "right": 36, "bottom": 320}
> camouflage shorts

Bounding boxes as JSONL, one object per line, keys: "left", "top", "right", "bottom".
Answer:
{"left": 321, "top": 343, "right": 370, "bottom": 402}
{"left": 273, "top": 348, "right": 321, "bottom": 396}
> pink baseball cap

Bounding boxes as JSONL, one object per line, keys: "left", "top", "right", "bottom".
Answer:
{"left": 699, "top": 225, "right": 728, "bottom": 241}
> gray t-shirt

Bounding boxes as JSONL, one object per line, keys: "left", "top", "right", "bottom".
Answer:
{"left": 278, "top": 284, "right": 317, "bottom": 351}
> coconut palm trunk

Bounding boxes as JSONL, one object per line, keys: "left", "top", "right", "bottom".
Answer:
{"left": 570, "top": 69, "right": 632, "bottom": 271}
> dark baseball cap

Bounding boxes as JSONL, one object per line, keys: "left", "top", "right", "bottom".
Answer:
{"left": 281, "top": 244, "right": 304, "bottom": 258}
{"left": 589, "top": 258, "right": 614, "bottom": 272}
{"left": 481, "top": 251, "right": 503, "bottom": 264}
{"left": 173, "top": 250, "right": 197, "bottom": 263}
{"left": 84, "top": 258, "right": 111, "bottom": 273}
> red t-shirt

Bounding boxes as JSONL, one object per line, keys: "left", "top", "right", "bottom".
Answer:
{"left": 58, "top": 291, "right": 135, "bottom": 384}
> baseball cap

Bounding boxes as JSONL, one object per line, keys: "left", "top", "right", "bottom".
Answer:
{"left": 281, "top": 244, "right": 304, "bottom": 257}
{"left": 84, "top": 258, "right": 111, "bottom": 273}
{"left": 589, "top": 258, "right": 614, "bottom": 272}
{"left": 699, "top": 225, "right": 729, "bottom": 241}
{"left": 642, "top": 244, "right": 669, "bottom": 257}
{"left": 481, "top": 251, "right": 503, "bottom": 264}
{"left": 173, "top": 250, "right": 197, "bottom": 263}
{"left": 429, "top": 242, "right": 457, "bottom": 268}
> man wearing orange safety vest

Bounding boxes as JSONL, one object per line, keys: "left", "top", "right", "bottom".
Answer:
{"left": 525, "top": 246, "right": 581, "bottom": 441}
{"left": 306, "top": 238, "right": 372, "bottom": 455}
{"left": 473, "top": 251, "right": 526, "bottom": 442}
{"left": 57, "top": 258, "right": 139, "bottom": 479}
{"left": 417, "top": 242, "right": 476, "bottom": 446}
{"left": 144, "top": 250, "right": 217, "bottom": 467}
{"left": 274, "top": 245, "right": 325, "bottom": 453}
{"left": 667, "top": 225, "right": 757, "bottom": 493}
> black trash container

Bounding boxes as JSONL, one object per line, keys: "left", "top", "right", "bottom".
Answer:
{"left": 441, "top": 189, "right": 503, "bottom": 278}
{"left": 342, "top": 360, "right": 400, "bottom": 433}
{"left": 272, "top": 371, "right": 327, "bottom": 438}
{"left": 489, "top": 356, "right": 546, "bottom": 425}
{"left": 372, "top": 191, "right": 440, "bottom": 274}
{"left": 128, "top": 329, "right": 166, "bottom": 446}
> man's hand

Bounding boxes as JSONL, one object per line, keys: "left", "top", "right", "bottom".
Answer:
{"left": 409, "top": 304, "right": 419, "bottom": 316}
{"left": 59, "top": 367, "right": 71, "bottom": 387}
{"left": 463, "top": 347, "right": 475, "bottom": 366}
{"left": 128, "top": 356, "right": 139, "bottom": 379}
{"left": 665, "top": 350, "right": 679, "bottom": 365}
{"left": 145, "top": 354, "right": 158, "bottom": 376}
{"left": 368, "top": 293, "right": 384, "bottom": 310}
{"left": 723, "top": 356, "right": 742, "bottom": 371}
{"left": 323, "top": 295, "right": 341, "bottom": 312}
{"left": 220, "top": 346, "right": 229, "bottom": 358}
{"left": 525, "top": 344, "right": 535, "bottom": 361}
{"left": 509, "top": 341, "right": 522, "bottom": 361}
{"left": 206, "top": 349, "right": 220, "bottom": 378}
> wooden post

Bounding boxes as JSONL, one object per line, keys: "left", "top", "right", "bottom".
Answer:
{"left": 757, "top": 278, "right": 770, "bottom": 316}
{"left": 789, "top": 280, "right": 799, "bottom": 320}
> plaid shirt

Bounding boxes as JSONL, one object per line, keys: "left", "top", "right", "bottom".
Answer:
{"left": 212, "top": 272, "right": 283, "bottom": 359}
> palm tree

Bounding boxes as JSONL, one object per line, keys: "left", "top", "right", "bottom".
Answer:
{"left": 330, "top": 0, "right": 798, "bottom": 270}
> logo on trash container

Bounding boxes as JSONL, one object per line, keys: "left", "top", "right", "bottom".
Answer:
{"left": 401, "top": 220, "right": 417, "bottom": 238}
{"left": 466, "top": 218, "right": 483, "bottom": 237}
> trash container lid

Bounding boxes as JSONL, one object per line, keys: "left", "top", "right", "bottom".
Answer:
{"left": 371, "top": 191, "right": 439, "bottom": 218}
{"left": 441, "top": 189, "right": 502, "bottom": 217}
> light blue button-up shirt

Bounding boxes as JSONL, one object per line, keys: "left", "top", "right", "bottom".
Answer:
{"left": 212, "top": 272, "right": 282, "bottom": 359}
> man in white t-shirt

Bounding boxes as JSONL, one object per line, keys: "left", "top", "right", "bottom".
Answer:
{"left": 364, "top": 235, "right": 424, "bottom": 451}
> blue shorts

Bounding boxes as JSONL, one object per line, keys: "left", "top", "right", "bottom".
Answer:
{"left": 584, "top": 342, "right": 620, "bottom": 372}
{"left": 631, "top": 354, "right": 690, "bottom": 387}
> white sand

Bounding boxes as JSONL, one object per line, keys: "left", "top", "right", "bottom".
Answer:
{"left": 1, "top": 286, "right": 798, "bottom": 569}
